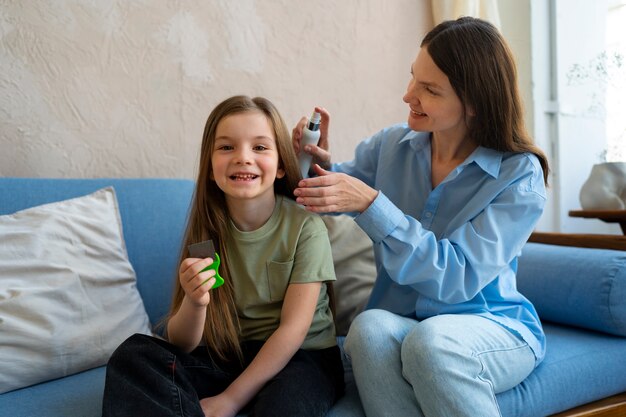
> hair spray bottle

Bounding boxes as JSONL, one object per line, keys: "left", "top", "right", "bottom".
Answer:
{"left": 298, "top": 111, "right": 321, "bottom": 178}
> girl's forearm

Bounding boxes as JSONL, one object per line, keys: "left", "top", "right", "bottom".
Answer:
{"left": 166, "top": 296, "right": 207, "bottom": 352}
{"left": 222, "top": 324, "right": 306, "bottom": 410}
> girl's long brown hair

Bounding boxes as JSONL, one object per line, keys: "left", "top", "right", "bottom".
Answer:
{"left": 422, "top": 17, "right": 550, "bottom": 184}
{"left": 168, "top": 95, "right": 303, "bottom": 362}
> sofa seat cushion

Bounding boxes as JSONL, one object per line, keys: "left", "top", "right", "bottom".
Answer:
{"left": 497, "top": 323, "right": 626, "bottom": 416}
{"left": 3, "top": 325, "right": 625, "bottom": 417}
{"left": 517, "top": 243, "right": 626, "bottom": 336}
{"left": 0, "top": 366, "right": 105, "bottom": 417}
{"left": 332, "top": 324, "right": 626, "bottom": 417}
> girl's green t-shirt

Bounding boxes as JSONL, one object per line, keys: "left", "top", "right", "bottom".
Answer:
{"left": 225, "top": 195, "right": 337, "bottom": 350}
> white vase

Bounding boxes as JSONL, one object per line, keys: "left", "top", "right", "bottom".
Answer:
{"left": 579, "top": 162, "right": 626, "bottom": 210}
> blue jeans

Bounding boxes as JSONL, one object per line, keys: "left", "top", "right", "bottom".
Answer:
{"left": 344, "top": 310, "right": 535, "bottom": 417}
{"left": 102, "top": 333, "right": 344, "bottom": 417}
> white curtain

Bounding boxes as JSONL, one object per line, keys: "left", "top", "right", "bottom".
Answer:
{"left": 431, "top": 0, "right": 501, "bottom": 28}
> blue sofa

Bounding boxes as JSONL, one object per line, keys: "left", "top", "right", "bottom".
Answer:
{"left": 1, "top": 177, "right": 625, "bottom": 417}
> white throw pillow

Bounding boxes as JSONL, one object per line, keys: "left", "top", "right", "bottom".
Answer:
{"left": 322, "top": 215, "right": 376, "bottom": 336}
{"left": 0, "top": 187, "right": 152, "bottom": 394}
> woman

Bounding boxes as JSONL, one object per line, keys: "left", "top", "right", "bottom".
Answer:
{"left": 292, "top": 17, "right": 549, "bottom": 417}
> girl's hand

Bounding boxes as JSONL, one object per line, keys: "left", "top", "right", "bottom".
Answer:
{"left": 200, "top": 393, "right": 239, "bottom": 417}
{"left": 292, "top": 106, "right": 332, "bottom": 170}
{"left": 294, "top": 164, "right": 378, "bottom": 213}
{"left": 178, "top": 257, "right": 217, "bottom": 307}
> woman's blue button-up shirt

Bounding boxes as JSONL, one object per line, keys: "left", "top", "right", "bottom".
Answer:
{"left": 333, "top": 123, "right": 547, "bottom": 363}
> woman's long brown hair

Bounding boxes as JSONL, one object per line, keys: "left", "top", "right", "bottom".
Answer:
{"left": 423, "top": 17, "right": 550, "bottom": 184}
{"left": 167, "top": 95, "right": 303, "bottom": 362}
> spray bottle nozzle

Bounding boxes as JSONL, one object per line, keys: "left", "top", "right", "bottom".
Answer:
{"left": 308, "top": 112, "right": 321, "bottom": 131}
{"left": 310, "top": 112, "right": 321, "bottom": 124}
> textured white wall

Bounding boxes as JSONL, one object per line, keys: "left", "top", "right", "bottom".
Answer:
{"left": 0, "top": 1, "right": 431, "bottom": 179}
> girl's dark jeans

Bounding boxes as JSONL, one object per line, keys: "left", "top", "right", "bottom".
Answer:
{"left": 102, "top": 333, "right": 345, "bottom": 417}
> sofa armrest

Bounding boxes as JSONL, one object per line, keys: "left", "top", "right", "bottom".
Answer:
{"left": 529, "top": 232, "right": 626, "bottom": 251}
{"left": 518, "top": 233, "right": 626, "bottom": 336}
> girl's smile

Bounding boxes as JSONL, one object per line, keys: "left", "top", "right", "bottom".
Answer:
{"left": 229, "top": 172, "right": 259, "bottom": 181}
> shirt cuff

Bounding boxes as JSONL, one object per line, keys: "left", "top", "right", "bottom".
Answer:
{"left": 355, "top": 191, "right": 404, "bottom": 243}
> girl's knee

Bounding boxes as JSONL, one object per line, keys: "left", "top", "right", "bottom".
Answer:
{"left": 108, "top": 333, "right": 157, "bottom": 364}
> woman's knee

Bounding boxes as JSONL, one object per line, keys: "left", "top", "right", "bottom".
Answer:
{"left": 400, "top": 316, "right": 465, "bottom": 374}
{"left": 345, "top": 309, "right": 415, "bottom": 358}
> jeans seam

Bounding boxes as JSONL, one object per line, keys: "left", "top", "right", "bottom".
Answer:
{"left": 474, "top": 340, "right": 527, "bottom": 357}
{"left": 473, "top": 343, "right": 530, "bottom": 381}
{"left": 169, "top": 353, "right": 185, "bottom": 417}
{"left": 473, "top": 352, "right": 503, "bottom": 417}
{"left": 476, "top": 371, "right": 503, "bottom": 417}
{"left": 473, "top": 343, "right": 530, "bottom": 417}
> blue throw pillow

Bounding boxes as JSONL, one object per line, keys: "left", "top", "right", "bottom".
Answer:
{"left": 517, "top": 243, "right": 626, "bottom": 336}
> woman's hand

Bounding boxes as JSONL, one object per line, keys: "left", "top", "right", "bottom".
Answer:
{"left": 294, "top": 164, "right": 378, "bottom": 213}
{"left": 178, "top": 257, "right": 217, "bottom": 307}
{"left": 292, "top": 106, "right": 332, "bottom": 171}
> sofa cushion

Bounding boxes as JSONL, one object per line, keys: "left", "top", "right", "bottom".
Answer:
{"left": 322, "top": 215, "right": 376, "bottom": 336}
{"left": 0, "top": 367, "right": 106, "bottom": 417}
{"left": 497, "top": 323, "right": 626, "bottom": 417}
{"left": 331, "top": 324, "right": 626, "bottom": 417}
{"left": 0, "top": 187, "right": 152, "bottom": 394}
{"left": 517, "top": 242, "right": 626, "bottom": 336}
{"left": 0, "top": 177, "right": 196, "bottom": 326}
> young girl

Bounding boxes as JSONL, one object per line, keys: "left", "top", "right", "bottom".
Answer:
{"left": 102, "top": 95, "right": 344, "bottom": 417}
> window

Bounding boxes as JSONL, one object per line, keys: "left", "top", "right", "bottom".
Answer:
{"left": 531, "top": 0, "right": 624, "bottom": 233}
{"left": 605, "top": 0, "right": 626, "bottom": 161}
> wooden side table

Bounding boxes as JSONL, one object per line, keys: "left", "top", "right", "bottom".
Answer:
{"left": 568, "top": 210, "right": 626, "bottom": 235}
